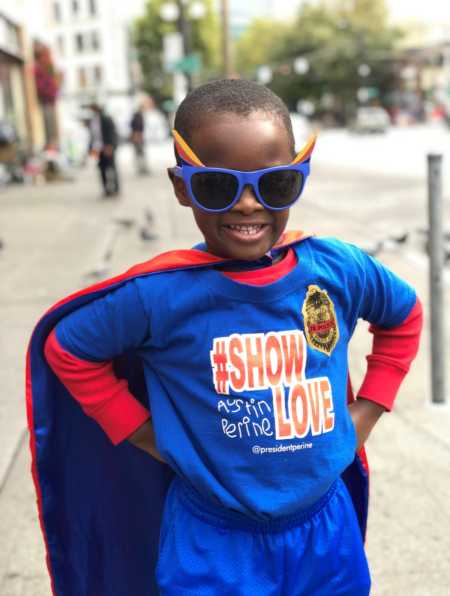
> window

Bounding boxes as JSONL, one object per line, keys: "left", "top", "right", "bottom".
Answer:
{"left": 59, "top": 69, "right": 66, "bottom": 91}
{"left": 53, "top": 1, "right": 62, "bottom": 22}
{"left": 3, "top": 21, "right": 21, "bottom": 56}
{"left": 78, "top": 66, "right": 87, "bottom": 89}
{"left": 75, "top": 33, "right": 84, "bottom": 53}
{"left": 91, "top": 31, "right": 100, "bottom": 51}
{"left": 89, "top": 0, "right": 97, "bottom": 16}
{"left": 93, "top": 65, "right": 102, "bottom": 84}
{"left": 56, "top": 35, "right": 65, "bottom": 56}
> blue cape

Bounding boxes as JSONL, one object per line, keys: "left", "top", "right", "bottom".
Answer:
{"left": 26, "top": 237, "right": 368, "bottom": 596}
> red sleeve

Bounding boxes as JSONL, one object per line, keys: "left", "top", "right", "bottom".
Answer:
{"left": 44, "top": 330, "right": 150, "bottom": 445}
{"left": 357, "top": 297, "right": 423, "bottom": 410}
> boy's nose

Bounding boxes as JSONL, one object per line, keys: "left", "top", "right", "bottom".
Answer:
{"left": 231, "top": 185, "right": 264, "bottom": 214}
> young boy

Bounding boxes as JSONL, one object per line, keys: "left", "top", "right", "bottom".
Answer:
{"left": 29, "top": 79, "right": 422, "bottom": 595}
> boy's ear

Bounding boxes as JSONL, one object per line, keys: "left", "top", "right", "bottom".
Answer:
{"left": 167, "top": 167, "right": 191, "bottom": 207}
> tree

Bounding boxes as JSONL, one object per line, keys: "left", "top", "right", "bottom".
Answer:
{"left": 234, "top": 0, "right": 403, "bottom": 123}
{"left": 234, "top": 19, "right": 291, "bottom": 78}
{"left": 133, "top": 0, "right": 220, "bottom": 106}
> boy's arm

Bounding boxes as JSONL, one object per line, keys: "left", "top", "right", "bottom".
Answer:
{"left": 349, "top": 297, "right": 423, "bottom": 450}
{"left": 127, "top": 420, "right": 165, "bottom": 462}
{"left": 44, "top": 281, "right": 164, "bottom": 459}
{"left": 45, "top": 330, "right": 151, "bottom": 445}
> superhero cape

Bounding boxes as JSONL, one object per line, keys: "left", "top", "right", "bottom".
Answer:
{"left": 26, "top": 232, "right": 369, "bottom": 596}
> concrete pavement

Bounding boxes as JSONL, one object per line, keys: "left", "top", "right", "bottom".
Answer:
{"left": 0, "top": 137, "right": 449, "bottom": 595}
{"left": 312, "top": 123, "right": 450, "bottom": 188}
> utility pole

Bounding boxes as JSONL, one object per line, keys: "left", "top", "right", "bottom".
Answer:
{"left": 427, "top": 153, "right": 447, "bottom": 404}
{"left": 220, "top": 0, "right": 232, "bottom": 77}
{"left": 177, "top": 0, "right": 193, "bottom": 91}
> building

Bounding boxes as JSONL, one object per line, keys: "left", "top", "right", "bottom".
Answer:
{"left": 385, "top": 5, "right": 450, "bottom": 123}
{"left": 0, "top": 11, "right": 28, "bottom": 144}
{"left": 0, "top": 1, "right": 49, "bottom": 151}
{"left": 391, "top": 41, "right": 450, "bottom": 122}
{"left": 46, "top": 0, "right": 146, "bottom": 135}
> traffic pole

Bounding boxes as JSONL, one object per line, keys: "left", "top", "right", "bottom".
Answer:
{"left": 220, "top": 0, "right": 232, "bottom": 77}
{"left": 427, "top": 153, "right": 447, "bottom": 404}
{"left": 177, "top": 0, "right": 192, "bottom": 91}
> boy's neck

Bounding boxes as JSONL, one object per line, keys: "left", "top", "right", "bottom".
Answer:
{"left": 217, "top": 248, "right": 287, "bottom": 272}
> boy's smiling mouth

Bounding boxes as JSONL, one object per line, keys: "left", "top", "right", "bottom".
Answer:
{"left": 222, "top": 223, "right": 268, "bottom": 241}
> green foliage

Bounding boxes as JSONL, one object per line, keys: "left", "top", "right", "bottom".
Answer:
{"left": 234, "top": 20, "right": 291, "bottom": 77}
{"left": 234, "top": 0, "right": 404, "bottom": 122}
{"left": 133, "top": 0, "right": 220, "bottom": 105}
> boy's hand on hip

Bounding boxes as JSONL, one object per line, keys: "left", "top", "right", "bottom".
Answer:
{"left": 127, "top": 420, "right": 166, "bottom": 463}
{"left": 348, "top": 398, "right": 385, "bottom": 452}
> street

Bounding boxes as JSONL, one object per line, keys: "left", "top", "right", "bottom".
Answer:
{"left": 1, "top": 128, "right": 449, "bottom": 595}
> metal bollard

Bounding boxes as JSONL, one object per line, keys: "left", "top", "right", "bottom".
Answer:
{"left": 427, "top": 154, "right": 447, "bottom": 404}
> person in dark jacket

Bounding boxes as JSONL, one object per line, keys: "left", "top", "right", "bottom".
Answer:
{"left": 89, "top": 103, "right": 120, "bottom": 197}
{"left": 130, "top": 99, "right": 152, "bottom": 175}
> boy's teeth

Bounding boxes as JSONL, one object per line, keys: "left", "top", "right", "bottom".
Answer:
{"left": 227, "top": 224, "right": 263, "bottom": 235}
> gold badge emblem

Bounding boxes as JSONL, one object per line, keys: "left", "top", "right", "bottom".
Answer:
{"left": 302, "top": 285, "right": 339, "bottom": 355}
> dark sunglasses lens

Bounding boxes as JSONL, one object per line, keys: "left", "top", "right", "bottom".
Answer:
{"left": 258, "top": 170, "right": 303, "bottom": 208}
{"left": 191, "top": 172, "right": 239, "bottom": 210}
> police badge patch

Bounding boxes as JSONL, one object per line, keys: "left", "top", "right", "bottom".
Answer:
{"left": 302, "top": 285, "right": 339, "bottom": 355}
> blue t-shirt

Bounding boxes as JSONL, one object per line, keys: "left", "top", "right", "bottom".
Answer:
{"left": 55, "top": 237, "right": 416, "bottom": 520}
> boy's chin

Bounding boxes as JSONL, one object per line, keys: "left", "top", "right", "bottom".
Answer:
{"left": 207, "top": 231, "right": 289, "bottom": 261}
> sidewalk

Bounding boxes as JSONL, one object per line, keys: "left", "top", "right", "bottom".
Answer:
{"left": 0, "top": 140, "right": 449, "bottom": 595}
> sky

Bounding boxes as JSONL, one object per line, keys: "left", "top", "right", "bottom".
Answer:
{"left": 2, "top": 1, "right": 449, "bottom": 41}
{"left": 387, "top": 0, "right": 450, "bottom": 24}
{"left": 229, "top": 0, "right": 303, "bottom": 22}
{"left": 3, "top": 1, "right": 449, "bottom": 31}
{"left": 229, "top": 0, "right": 450, "bottom": 25}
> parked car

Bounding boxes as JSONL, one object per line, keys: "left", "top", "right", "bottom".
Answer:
{"left": 351, "top": 106, "right": 390, "bottom": 134}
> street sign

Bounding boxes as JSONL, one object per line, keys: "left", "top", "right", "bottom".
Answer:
{"left": 173, "top": 53, "right": 202, "bottom": 74}
{"left": 163, "top": 32, "right": 183, "bottom": 72}
{"left": 357, "top": 87, "right": 379, "bottom": 102}
{"left": 162, "top": 99, "right": 176, "bottom": 112}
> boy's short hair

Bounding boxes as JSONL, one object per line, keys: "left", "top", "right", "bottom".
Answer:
{"left": 174, "top": 79, "right": 295, "bottom": 159}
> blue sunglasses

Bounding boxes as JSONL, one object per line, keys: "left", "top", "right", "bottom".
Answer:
{"left": 173, "top": 161, "right": 311, "bottom": 213}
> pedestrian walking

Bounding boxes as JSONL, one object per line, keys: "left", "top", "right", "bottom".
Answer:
{"left": 130, "top": 98, "right": 152, "bottom": 176}
{"left": 28, "top": 79, "right": 422, "bottom": 595}
{"left": 88, "top": 102, "right": 120, "bottom": 197}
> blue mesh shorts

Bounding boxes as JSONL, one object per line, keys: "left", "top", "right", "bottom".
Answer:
{"left": 156, "top": 477, "right": 371, "bottom": 595}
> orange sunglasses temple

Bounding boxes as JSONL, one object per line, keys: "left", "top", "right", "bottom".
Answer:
{"left": 172, "top": 129, "right": 317, "bottom": 168}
